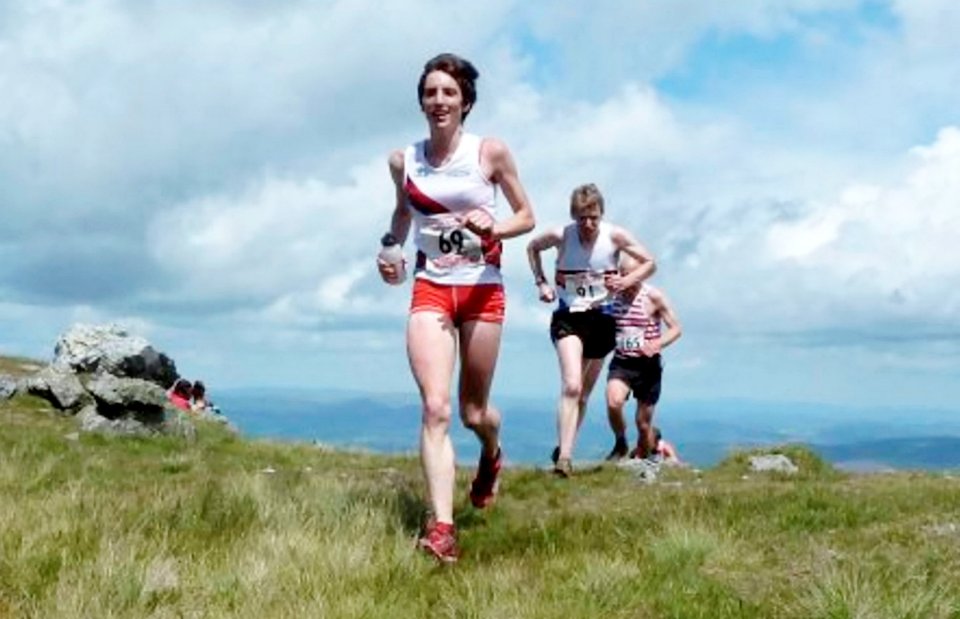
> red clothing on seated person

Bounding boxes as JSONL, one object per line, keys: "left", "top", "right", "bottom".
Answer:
{"left": 168, "top": 378, "right": 193, "bottom": 412}
{"left": 168, "top": 392, "right": 191, "bottom": 411}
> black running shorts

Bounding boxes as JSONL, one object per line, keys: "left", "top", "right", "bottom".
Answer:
{"left": 549, "top": 308, "right": 616, "bottom": 359}
{"left": 607, "top": 354, "right": 663, "bottom": 404}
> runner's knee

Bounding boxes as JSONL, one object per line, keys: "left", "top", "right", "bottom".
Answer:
{"left": 421, "top": 396, "right": 452, "bottom": 428}
{"left": 606, "top": 383, "right": 627, "bottom": 409}
{"left": 560, "top": 378, "right": 582, "bottom": 401}
{"left": 457, "top": 400, "right": 479, "bottom": 428}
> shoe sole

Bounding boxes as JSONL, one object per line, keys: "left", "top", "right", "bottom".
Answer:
{"left": 469, "top": 480, "right": 499, "bottom": 509}
{"left": 552, "top": 462, "right": 573, "bottom": 478}
{"left": 417, "top": 539, "right": 459, "bottom": 564}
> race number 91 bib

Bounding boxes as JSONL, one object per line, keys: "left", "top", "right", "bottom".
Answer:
{"left": 559, "top": 271, "right": 609, "bottom": 312}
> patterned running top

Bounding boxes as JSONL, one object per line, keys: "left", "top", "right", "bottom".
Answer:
{"left": 610, "top": 284, "right": 662, "bottom": 357}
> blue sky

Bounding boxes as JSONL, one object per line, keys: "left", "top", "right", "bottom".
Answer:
{"left": 1, "top": 1, "right": 958, "bottom": 410}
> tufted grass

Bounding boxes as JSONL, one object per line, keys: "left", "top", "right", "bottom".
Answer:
{"left": 2, "top": 381, "right": 959, "bottom": 617}
{"left": 0, "top": 357, "right": 45, "bottom": 378}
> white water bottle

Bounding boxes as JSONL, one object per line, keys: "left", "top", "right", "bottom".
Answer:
{"left": 378, "top": 233, "right": 406, "bottom": 284}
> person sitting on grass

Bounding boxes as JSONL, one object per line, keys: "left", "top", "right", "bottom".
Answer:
{"left": 167, "top": 378, "right": 192, "bottom": 412}
{"left": 190, "top": 380, "right": 216, "bottom": 413}
{"left": 648, "top": 426, "right": 680, "bottom": 463}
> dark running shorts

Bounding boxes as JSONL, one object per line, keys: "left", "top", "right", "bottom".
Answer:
{"left": 549, "top": 308, "right": 616, "bottom": 359}
{"left": 608, "top": 354, "right": 663, "bottom": 404}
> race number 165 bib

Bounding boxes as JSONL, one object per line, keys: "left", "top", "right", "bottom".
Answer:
{"left": 615, "top": 327, "right": 647, "bottom": 353}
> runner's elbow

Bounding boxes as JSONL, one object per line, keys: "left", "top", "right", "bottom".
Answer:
{"left": 518, "top": 209, "right": 536, "bottom": 234}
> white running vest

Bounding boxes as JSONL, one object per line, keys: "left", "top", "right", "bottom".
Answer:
{"left": 555, "top": 221, "right": 619, "bottom": 312}
{"left": 403, "top": 133, "right": 502, "bottom": 286}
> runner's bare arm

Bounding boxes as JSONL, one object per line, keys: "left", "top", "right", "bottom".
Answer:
{"left": 650, "top": 287, "right": 682, "bottom": 349}
{"left": 660, "top": 441, "right": 680, "bottom": 462}
{"left": 377, "top": 150, "right": 412, "bottom": 283}
{"left": 526, "top": 228, "right": 562, "bottom": 302}
{"left": 387, "top": 150, "right": 412, "bottom": 242}
{"left": 607, "top": 226, "right": 656, "bottom": 291}
{"left": 479, "top": 137, "right": 536, "bottom": 240}
{"left": 526, "top": 228, "right": 561, "bottom": 282}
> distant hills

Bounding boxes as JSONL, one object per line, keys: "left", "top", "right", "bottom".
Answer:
{"left": 216, "top": 389, "right": 960, "bottom": 471}
{"left": 817, "top": 437, "right": 960, "bottom": 471}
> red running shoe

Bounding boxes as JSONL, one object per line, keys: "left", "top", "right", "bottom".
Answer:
{"left": 469, "top": 446, "right": 502, "bottom": 509}
{"left": 418, "top": 520, "right": 459, "bottom": 564}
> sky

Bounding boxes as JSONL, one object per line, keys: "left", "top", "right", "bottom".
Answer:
{"left": 2, "top": 0, "right": 959, "bottom": 410}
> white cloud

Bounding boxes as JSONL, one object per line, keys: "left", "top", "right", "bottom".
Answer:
{"left": 663, "top": 125, "right": 960, "bottom": 341}
{"left": 768, "top": 127, "right": 960, "bottom": 297}
{"left": 2, "top": 1, "right": 960, "bottom": 404}
{"left": 894, "top": 0, "right": 960, "bottom": 52}
{"left": 146, "top": 158, "right": 391, "bottom": 303}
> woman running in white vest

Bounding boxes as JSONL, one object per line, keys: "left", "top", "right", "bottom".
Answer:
{"left": 376, "top": 53, "right": 536, "bottom": 563}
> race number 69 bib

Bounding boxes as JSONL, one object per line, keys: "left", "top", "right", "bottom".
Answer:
{"left": 419, "top": 225, "right": 483, "bottom": 261}
{"left": 559, "top": 271, "right": 609, "bottom": 312}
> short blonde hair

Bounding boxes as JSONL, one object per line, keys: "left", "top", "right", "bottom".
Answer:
{"left": 569, "top": 183, "right": 605, "bottom": 218}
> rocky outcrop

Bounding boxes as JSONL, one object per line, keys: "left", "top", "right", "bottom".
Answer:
{"left": 749, "top": 454, "right": 799, "bottom": 474}
{"left": 5, "top": 323, "right": 231, "bottom": 440}
{"left": 0, "top": 375, "right": 18, "bottom": 400}
{"left": 76, "top": 403, "right": 196, "bottom": 440}
{"left": 86, "top": 373, "right": 168, "bottom": 421}
{"left": 21, "top": 366, "right": 89, "bottom": 411}
{"left": 53, "top": 324, "right": 178, "bottom": 387}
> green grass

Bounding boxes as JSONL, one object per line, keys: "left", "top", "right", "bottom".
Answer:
{"left": 0, "top": 356, "right": 45, "bottom": 378}
{"left": 2, "top": 377, "right": 960, "bottom": 617}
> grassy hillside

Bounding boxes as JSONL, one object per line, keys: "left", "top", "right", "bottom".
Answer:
{"left": 0, "top": 356, "right": 44, "bottom": 378}
{"left": 2, "top": 369, "right": 959, "bottom": 617}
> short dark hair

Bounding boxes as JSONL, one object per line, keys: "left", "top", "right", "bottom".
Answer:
{"left": 173, "top": 379, "right": 192, "bottom": 397}
{"left": 417, "top": 53, "right": 479, "bottom": 121}
{"left": 191, "top": 381, "right": 206, "bottom": 398}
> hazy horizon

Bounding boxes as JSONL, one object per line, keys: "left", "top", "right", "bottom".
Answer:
{"left": 214, "top": 388, "right": 960, "bottom": 469}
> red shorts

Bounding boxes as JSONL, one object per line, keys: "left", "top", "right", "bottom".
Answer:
{"left": 410, "top": 278, "right": 505, "bottom": 325}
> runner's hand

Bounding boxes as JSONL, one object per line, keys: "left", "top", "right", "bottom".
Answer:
{"left": 642, "top": 337, "right": 662, "bottom": 356}
{"left": 538, "top": 282, "right": 556, "bottom": 303}
{"left": 604, "top": 273, "right": 629, "bottom": 293}
{"left": 458, "top": 210, "right": 495, "bottom": 238}
{"left": 376, "top": 257, "right": 405, "bottom": 284}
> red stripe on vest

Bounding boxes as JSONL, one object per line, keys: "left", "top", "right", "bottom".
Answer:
{"left": 406, "top": 177, "right": 450, "bottom": 216}
{"left": 482, "top": 236, "right": 502, "bottom": 268}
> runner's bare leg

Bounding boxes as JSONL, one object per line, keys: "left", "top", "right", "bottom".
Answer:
{"left": 408, "top": 312, "right": 458, "bottom": 524}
